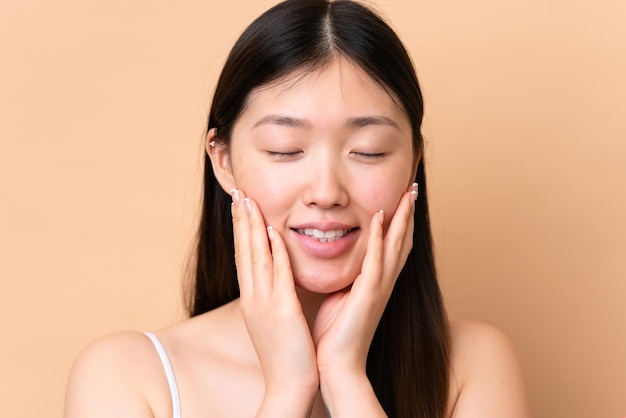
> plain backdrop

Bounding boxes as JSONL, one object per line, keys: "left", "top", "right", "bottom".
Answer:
{"left": 1, "top": 0, "right": 625, "bottom": 417}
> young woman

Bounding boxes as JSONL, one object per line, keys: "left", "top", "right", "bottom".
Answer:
{"left": 64, "top": 1, "right": 531, "bottom": 417}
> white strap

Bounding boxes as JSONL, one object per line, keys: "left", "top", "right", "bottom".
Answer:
{"left": 144, "top": 332, "right": 182, "bottom": 418}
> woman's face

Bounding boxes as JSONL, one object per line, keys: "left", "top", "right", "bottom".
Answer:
{"left": 216, "top": 58, "right": 416, "bottom": 294}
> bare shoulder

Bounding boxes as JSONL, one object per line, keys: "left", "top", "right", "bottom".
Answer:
{"left": 64, "top": 331, "right": 170, "bottom": 418}
{"left": 446, "top": 321, "right": 533, "bottom": 418}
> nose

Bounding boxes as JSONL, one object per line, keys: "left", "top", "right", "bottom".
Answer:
{"left": 301, "top": 152, "right": 349, "bottom": 209}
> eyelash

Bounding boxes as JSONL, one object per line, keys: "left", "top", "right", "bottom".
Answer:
{"left": 352, "top": 152, "right": 385, "bottom": 160}
{"left": 267, "top": 151, "right": 302, "bottom": 159}
{"left": 267, "top": 151, "right": 385, "bottom": 160}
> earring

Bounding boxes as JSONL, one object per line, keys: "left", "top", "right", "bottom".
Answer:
{"left": 209, "top": 127, "right": 218, "bottom": 148}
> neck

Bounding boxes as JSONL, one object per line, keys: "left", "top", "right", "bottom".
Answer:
{"left": 296, "top": 286, "right": 328, "bottom": 330}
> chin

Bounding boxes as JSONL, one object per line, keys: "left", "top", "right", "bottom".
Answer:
{"left": 292, "top": 266, "right": 359, "bottom": 295}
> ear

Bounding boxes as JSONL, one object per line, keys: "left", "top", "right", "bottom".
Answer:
{"left": 206, "top": 128, "right": 236, "bottom": 193}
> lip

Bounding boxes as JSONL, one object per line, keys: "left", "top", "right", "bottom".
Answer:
{"left": 289, "top": 222, "right": 360, "bottom": 258}
{"left": 290, "top": 221, "right": 355, "bottom": 231}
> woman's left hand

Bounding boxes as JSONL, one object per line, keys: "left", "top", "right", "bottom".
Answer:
{"left": 313, "top": 184, "right": 417, "bottom": 415}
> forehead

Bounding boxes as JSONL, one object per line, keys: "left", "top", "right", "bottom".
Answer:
{"left": 238, "top": 58, "right": 409, "bottom": 127}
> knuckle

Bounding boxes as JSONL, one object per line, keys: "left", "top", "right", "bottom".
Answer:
{"left": 250, "top": 253, "right": 268, "bottom": 270}
{"left": 234, "top": 247, "right": 251, "bottom": 262}
{"left": 232, "top": 209, "right": 243, "bottom": 223}
{"left": 392, "top": 238, "right": 404, "bottom": 255}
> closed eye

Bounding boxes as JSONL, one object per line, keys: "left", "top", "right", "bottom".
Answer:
{"left": 351, "top": 152, "right": 386, "bottom": 160}
{"left": 267, "top": 150, "right": 302, "bottom": 159}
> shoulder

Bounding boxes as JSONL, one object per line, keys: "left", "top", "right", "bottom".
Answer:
{"left": 64, "top": 331, "right": 171, "bottom": 418}
{"left": 446, "top": 321, "right": 532, "bottom": 418}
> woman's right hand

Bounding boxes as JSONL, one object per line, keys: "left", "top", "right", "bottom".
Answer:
{"left": 231, "top": 190, "right": 319, "bottom": 417}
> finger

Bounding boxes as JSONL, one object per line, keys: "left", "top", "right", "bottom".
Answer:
{"left": 382, "top": 183, "right": 417, "bottom": 280}
{"left": 352, "top": 210, "right": 384, "bottom": 294}
{"left": 266, "top": 226, "right": 296, "bottom": 295}
{"left": 242, "top": 196, "right": 274, "bottom": 296}
{"left": 231, "top": 189, "right": 254, "bottom": 296}
{"left": 399, "top": 185, "right": 416, "bottom": 257}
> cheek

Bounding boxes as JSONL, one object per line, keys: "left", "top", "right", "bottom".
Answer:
{"left": 370, "top": 190, "right": 405, "bottom": 229}
{"left": 232, "top": 161, "right": 294, "bottom": 223}
{"left": 355, "top": 167, "right": 411, "bottom": 234}
{"left": 358, "top": 170, "right": 409, "bottom": 212}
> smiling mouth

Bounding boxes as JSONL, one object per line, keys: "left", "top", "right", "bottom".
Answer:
{"left": 293, "top": 227, "right": 358, "bottom": 242}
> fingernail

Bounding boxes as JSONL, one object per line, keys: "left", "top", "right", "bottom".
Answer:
{"left": 267, "top": 226, "right": 275, "bottom": 240}
{"left": 411, "top": 183, "right": 418, "bottom": 202}
{"left": 378, "top": 209, "right": 384, "bottom": 224}
{"left": 243, "top": 197, "right": 252, "bottom": 213}
{"left": 231, "top": 189, "right": 240, "bottom": 206}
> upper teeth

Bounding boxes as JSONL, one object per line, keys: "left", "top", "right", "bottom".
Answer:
{"left": 298, "top": 228, "right": 349, "bottom": 242}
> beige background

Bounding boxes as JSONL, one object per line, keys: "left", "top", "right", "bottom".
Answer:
{"left": 1, "top": 0, "right": 624, "bottom": 416}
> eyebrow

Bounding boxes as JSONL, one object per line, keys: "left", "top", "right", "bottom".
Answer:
{"left": 252, "top": 115, "right": 310, "bottom": 129}
{"left": 252, "top": 114, "right": 400, "bottom": 130}
{"left": 346, "top": 115, "right": 399, "bottom": 130}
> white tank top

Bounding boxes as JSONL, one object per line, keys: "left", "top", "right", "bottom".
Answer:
{"left": 144, "top": 332, "right": 182, "bottom": 418}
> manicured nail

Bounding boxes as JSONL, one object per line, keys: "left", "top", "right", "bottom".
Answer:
{"left": 243, "top": 198, "right": 252, "bottom": 213}
{"left": 411, "top": 183, "right": 418, "bottom": 202}
{"left": 267, "top": 226, "right": 275, "bottom": 240}
{"left": 378, "top": 209, "right": 384, "bottom": 224}
{"left": 231, "top": 189, "right": 240, "bottom": 205}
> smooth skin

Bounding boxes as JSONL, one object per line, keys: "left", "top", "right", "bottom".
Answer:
{"left": 64, "top": 59, "right": 532, "bottom": 417}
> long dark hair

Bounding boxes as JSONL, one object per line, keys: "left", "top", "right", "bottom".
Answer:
{"left": 187, "top": 1, "right": 449, "bottom": 416}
